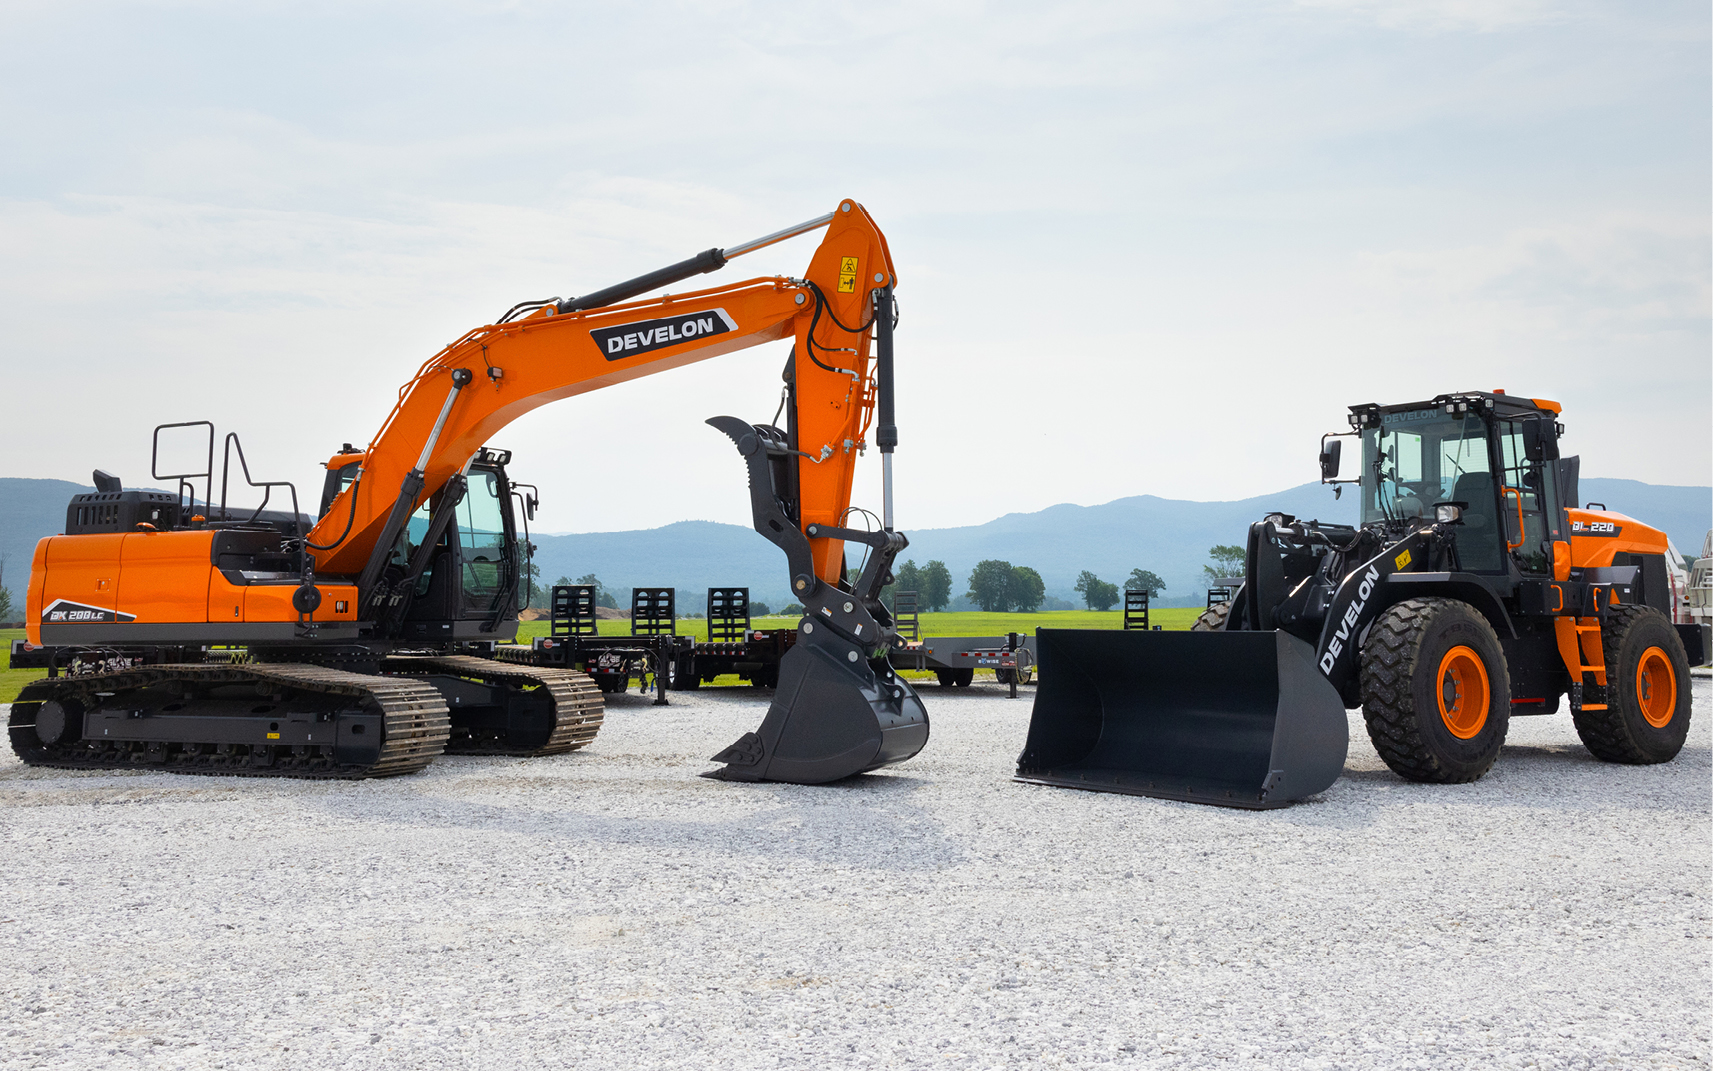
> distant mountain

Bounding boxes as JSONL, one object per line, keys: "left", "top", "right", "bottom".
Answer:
{"left": 3, "top": 476, "right": 1707, "bottom": 611}
{"left": 527, "top": 477, "right": 1711, "bottom": 609}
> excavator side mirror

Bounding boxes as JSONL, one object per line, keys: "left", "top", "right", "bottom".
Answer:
{"left": 1318, "top": 439, "right": 1341, "bottom": 481}
{"left": 524, "top": 494, "right": 537, "bottom": 522}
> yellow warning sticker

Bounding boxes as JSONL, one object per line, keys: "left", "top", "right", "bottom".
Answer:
{"left": 266, "top": 732, "right": 280, "bottom": 740}
{"left": 838, "top": 256, "right": 859, "bottom": 293}
{"left": 1394, "top": 549, "right": 1412, "bottom": 569}
{"left": 840, "top": 256, "right": 859, "bottom": 274}
{"left": 838, "top": 274, "right": 857, "bottom": 293}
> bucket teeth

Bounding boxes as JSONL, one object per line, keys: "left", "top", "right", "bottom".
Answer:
{"left": 710, "top": 732, "right": 765, "bottom": 768}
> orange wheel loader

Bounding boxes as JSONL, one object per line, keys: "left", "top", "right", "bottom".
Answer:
{"left": 8, "top": 199, "right": 928, "bottom": 781}
{"left": 1016, "top": 391, "right": 1702, "bottom": 808}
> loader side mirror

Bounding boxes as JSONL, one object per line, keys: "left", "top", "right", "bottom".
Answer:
{"left": 1318, "top": 439, "right": 1342, "bottom": 481}
{"left": 1521, "top": 419, "right": 1553, "bottom": 462}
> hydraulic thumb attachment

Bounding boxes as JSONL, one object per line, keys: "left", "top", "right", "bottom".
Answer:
{"left": 702, "top": 417, "right": 929, "bottom": 784}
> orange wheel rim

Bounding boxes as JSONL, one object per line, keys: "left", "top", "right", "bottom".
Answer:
{"left": 1636, "top": 647, "right": 1676, "bottom": 729}
{"left": 1436, "top": 646, "right": 1490, "bottom": 739}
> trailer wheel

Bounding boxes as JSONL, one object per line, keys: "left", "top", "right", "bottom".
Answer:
{"left": 1359, "top": 597, "right": 1511, "bottom": 783}
{"left": 954, "top": 669, "right": 975, "bottom": 688}
{"left": 1573, "top": 604, "right": 1691, "bottom": 764}
{"left": 934, "top": 669, "right": 958, "bottom": 688}
{"left": 1192, "top": 602, "right": 1232, "bottom": 632}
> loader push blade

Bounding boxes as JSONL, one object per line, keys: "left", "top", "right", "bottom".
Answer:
{"left": 1014, "top": 629, "right": 1347, "bottom": 809}
{"left": 706, "top": 633, "right": 929, "bottom": 785}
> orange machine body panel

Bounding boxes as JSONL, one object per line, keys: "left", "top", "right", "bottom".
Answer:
{"left": 27, "top": 534, "right": 125, "bottom": 645}
{"left": 117, "top": 530, "right": 215, "bottom": 624}
{"left": 1565, "top": 509, "right": 1667, "bottom": 569}
{"left": 32, "top": 530, "right": 364, "bottom": 643}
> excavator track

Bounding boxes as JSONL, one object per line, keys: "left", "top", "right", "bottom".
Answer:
{"left": 6, "top": 663, "right": 451, "bottom": 779}
{"left": 383, "top": 655, "right": 604, "bottom": 757}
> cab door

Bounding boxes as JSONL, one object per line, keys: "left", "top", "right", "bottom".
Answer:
{"left": 1496, "top": 418, "right": 1563, "bottom": 577}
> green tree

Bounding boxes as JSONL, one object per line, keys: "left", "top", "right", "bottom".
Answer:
{"left": 967, "top": 559, "right": 1014, "bottom": 611}
{"left": 1008, "top": 565, "right": 1046, "bottom": 612}
{"left": 883, "top": 559, "right": 925, "bottom": 614}
{"left": 1126, "top": 568, "right": 1166, "bottom": 597}
{"left": 554, "top": 574, "right": 617, "bottom": 609}
{"left": 922, "top": 560, "right": 952, "bottom": 612}
{"left": 1202, "top": 545, "right": 1246, "bottom": 582}
{"left": 578, "top": 573, "right": 619, "bottom": 609}
{"left": 0, "top": 586, "right": 12, "bottom": 623}
{"left": 1074, "top": 570, "right": 1119, "bottom": 611}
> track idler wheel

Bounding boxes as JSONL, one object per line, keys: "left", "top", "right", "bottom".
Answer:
{"left": 705, "top": 624, "right": 928, "bottom": 784}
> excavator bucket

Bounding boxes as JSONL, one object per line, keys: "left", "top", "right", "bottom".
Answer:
{"left": 1014, "top": 629, "right": 1348, "bottom": 809}
{"left": 706, "top": 642, "right": 928, "bottom": 784}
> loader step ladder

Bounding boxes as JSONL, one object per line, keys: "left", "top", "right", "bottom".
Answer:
{"left": 551, "top": 585, "right": 598, "bottom": 636}
{"left": 631, "top": 588, "right": 677, "bottom": 636}
{"left": 707, "top": 587, "right": 751, "bottom": 642}
{"left": 1566, "top": 617, "right": 1610, "bottom": 711}
{"left": 1123, "top": 589, "right": 1151, "bottom": 631}
{"left": 894, "top": 590, "right": 920, "bottom": 642}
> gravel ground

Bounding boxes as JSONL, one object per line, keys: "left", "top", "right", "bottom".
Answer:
{"left": 1, "top": 680, "right": 1707, "bottom": 1071}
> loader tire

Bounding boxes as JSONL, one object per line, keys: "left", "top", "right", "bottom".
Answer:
{"left": 1359, "top": 597, "right": 1510, "bottom": 783}
{"left": 1573, "top": 604, "right": 1691, "bottom": 764}
{"left": 1192, "top": 602, "right": 1233, "bottom": 632}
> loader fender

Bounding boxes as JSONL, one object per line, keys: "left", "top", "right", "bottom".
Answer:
{"left": 1379, "top": 574, "right": 1515, "bottom": 643}
{"left": 1314, "top": 529, "right": 1440, "bottom": 696}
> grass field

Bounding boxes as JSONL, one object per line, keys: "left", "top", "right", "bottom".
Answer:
{"left": 0, "top": 608, "right": 1207, "bottom": 703}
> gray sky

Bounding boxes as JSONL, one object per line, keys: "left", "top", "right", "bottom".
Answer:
{"left": 2, "top": 0, "right": 1706, "bottom": 538}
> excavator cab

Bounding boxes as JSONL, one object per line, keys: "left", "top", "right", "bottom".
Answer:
{"left": 358, "top": 448, "right": 530, "bottom": 642}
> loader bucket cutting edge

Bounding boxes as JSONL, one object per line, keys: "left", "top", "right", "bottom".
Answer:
{"left": 704, "top": 640, "right": 929, "bottom": 785}
{"left": 1014, "top": 629, "right": 1348, "bottom": 809}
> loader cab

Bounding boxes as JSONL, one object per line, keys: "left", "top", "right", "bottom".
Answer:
{"left": 1351, "top": 393, "right": 1567, "bottom": 580}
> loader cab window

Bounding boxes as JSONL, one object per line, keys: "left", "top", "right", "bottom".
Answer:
{"left": 457, "top": 469, "right": 510, "bottom": 614}
{"left": 1362, "top": 409, "right": 1504, "bottom": 572}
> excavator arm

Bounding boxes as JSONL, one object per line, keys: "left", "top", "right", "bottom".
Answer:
{"left": 308, "top": 197, "right": 926, "bottom": 784}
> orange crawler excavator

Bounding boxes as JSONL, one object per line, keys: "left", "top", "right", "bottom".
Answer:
{"left": 9, "top": 198, "right": 928, "bottom": 782}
